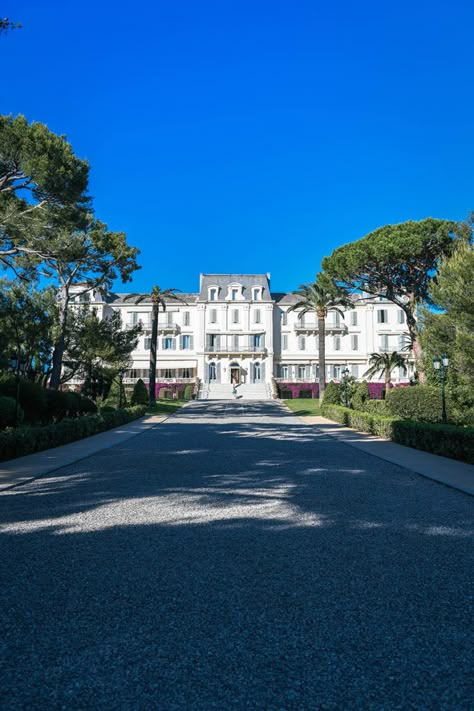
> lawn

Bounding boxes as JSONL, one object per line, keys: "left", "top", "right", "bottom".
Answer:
{"left": 146, "top": 399, "right": 186, "bottom": 416}
{"left": 283, "top": 399, "right": 322, "bottom": 416}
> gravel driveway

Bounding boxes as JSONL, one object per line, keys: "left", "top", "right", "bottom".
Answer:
{"left": 0, "top": 400, "right": 472, "bottom": 709}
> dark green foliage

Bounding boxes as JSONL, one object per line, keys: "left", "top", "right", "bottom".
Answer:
{"left": 322, "top": 381, "right": 341, "bottom": 405}
{"left": 364, "top": 399, "right": 390, "bottom": 415}
{"left": 386, "top": 386, "right": 446, "bottom": 423}
{"left": 183, "top": 383, "right": 194, "bottom": 401}
{"left": 0, "top": 396, "right": 21, "bottom": 428}
{"left": 321, "top": 403, "right": 474, "bottom": 463}
{"left": 104, "top": 378, "right": 128, "bottom": 409}
{"left": 0, "top": 375, "right": 47, "bottom": 423}
{"left": 0, "top": 406, "right": 146, "bottom": 462}
{"left": 351, "top": 380, "right": 369, "bottom": 410}
{"left": 131, "top": 378, "right": 149, "bottom": 405}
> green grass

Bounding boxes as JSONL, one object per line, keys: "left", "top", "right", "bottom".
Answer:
{"left": 283, "top": 399, "right": 322, "bottom": 416}
{"left": 146, "top": 399, "right": 186, "bottom": 416}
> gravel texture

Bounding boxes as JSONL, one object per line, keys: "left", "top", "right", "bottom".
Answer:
{"left": 0, "top": 400, "right": 472, "bottom": 709}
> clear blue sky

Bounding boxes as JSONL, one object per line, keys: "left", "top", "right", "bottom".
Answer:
{"left": 2, "top": 1, "right": 473, "bottom": 293}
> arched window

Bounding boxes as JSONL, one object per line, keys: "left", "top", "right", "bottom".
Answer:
{"left": 209, "top": 362, "right": 217, "bottom": 380}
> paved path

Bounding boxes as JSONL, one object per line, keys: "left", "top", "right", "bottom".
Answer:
{"left": 0, "top": 401, "right": 472, "bottom": 709}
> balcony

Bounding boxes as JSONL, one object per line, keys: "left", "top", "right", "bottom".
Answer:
{"left": 158, "top": 322, "right": 181, "bottom": 333}
{"left": 205, "top": 345, "right": 266, "bottom": 354}
{"left": 294, "top": 321, "right": 347, "bottom": 333}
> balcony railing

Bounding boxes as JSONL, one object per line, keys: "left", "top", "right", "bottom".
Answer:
{"left": 294, "top": 321, "right": 347, "bottom": 332}
{"left": 205, "top": 345, "right": 266, "bottom": 353}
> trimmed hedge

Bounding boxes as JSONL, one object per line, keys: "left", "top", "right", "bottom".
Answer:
{"left": 0, "top": 396, "right": 22, "bottom": 429}
{"left": 385, "top": 385, "right": 445, "bottom": 423}
{"left": 131, "top": 378, "right": 149, "bottom": 405}
{"left": 321, "top": 403, "right": 474, "bottom": 464}
{"left": 322, "top": 381, "right": 341, "bottom": 405}
{"left": 0, "top": 405, "right": 147, "bottom": 463}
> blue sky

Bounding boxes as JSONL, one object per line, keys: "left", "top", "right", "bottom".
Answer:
{"left": 2, "top": 1, "right": 473, "bottom": 293}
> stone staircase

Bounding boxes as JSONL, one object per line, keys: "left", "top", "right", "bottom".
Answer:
{"left": 201, "top": 382, "right": 271, "bottom": 400}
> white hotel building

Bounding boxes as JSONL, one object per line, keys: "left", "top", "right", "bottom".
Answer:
{"left": 75, "top": 273, "right": 413, "bottom": 399}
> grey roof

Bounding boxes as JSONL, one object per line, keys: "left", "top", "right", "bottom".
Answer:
{"left": 108, "top": 292, "right": 198, "bottom": 305}
{"left": 198, "top": 274, "right": 271, "bottom": 300}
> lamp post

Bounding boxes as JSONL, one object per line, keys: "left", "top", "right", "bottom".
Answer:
{"left": 341, "top": 367, "right": 351, "bottom": 408}
{"left": 118, "top": 367, "right": 126, "bottom": 409}
{"left": 432, "top": 354, "right": 449, "bottom": 423}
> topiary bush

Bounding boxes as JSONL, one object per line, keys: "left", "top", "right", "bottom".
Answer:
{"left": 183, "top": 383, "right": 194, "bottom": 401}
{"left": 0, "top": 396, "right": 22, "bottom": 429}
{"left": 385, "top": 385, "right": 446, "bottom": 423}
{"left": 322, "top": 381, "right": 341, "bottom": 405}
{"left": 131, "top": 378, "right": 149, "bottom": 405}
{"left": 0, "top": 375, "right": 48, "bottom": 424}
{"left": 104, "top": 378, "right": 128, "bottom": 409}
{"left": 351, "top": 380, "right": 369, "bottom": 410}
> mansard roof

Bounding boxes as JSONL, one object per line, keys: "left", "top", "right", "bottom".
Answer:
{"left": 198, "top": 274, "right": 271, "bottom": 300}
{"left": 108, "top": 292, "right": 199, "bottom": 305}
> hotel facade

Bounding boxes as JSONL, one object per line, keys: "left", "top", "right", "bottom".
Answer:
{"left": 72, "top": 273, "right": 414, "bottom": 399}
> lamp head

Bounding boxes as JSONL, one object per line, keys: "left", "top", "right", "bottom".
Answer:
{"left": 441, "top": 354, "right": 449, "bottom": 368}
{"left": 432, "top": 358, "right": 441, "bottom": 370}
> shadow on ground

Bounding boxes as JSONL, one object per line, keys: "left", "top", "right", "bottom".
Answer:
{"left": 0, "top": 401, "right": 472, "bottom": 709}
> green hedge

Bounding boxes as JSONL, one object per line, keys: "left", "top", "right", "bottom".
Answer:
{"left": 321, "top": 403, "right": 474, "bottom": 464}
{"left": 0, "top": 396, "right": 22, "bottom": 429}
{"left": 385, "top": 386, "right": 444, "bottom": 423}
{"left": 0, "top": 405, "right": 147, "bottom": 463}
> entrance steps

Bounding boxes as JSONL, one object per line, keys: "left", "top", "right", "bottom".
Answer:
{"left": 200, "top": 382, "right": 271, "bottom": 400}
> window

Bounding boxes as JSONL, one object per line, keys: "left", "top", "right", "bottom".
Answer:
{"left": 280, "top": 365, "right": 289, "bottom": 379}
{"left": 398, "top": 334, "right": 407, "bottom": 351}
{"left": 254, "top": 362, "right": 261, "bottom": 381}
{"left": 252, "top": 288, "right": 261, "bottom": 300}
{"left": 232, "top": 335, "right": 239, "bottom": 350}
{"left": 298, "top": 336, "right": 306, "bottom": 351}
{"left": 163, "top": 337, "right": 175, "bottom": 350}
{"left": 232, "top": 309, "right": 239, "bottom": 324}
{"left": 380, "top": 335, "right": 389, "bottom": 352}
{"left": 298, "top": 313, "right": 305, "bottom": 326}
{"left": 351, "top": 335, "right": 358, "bottom": 351}
{"left": 181, "top": 368, "right": 192, "bottom": 379}
{"left": 350, "top": 311, "right": 358, "bottom": 326}
{"left": 163, "top": 369, "right": 174, "bottom": 379}
{"left": 207, "top": 334, "right": 220, "bottom": 351}
{"left": 281, "top": 311, "right": 288, "bottom": 326}
{"left": 144, "top": 337, "right": 151, "bottom": 350}
{"left": 209, "top": 288, "right": 217, "bottom": 301}
{"left": 351, "top": 364, "right": 359, "bottom": 378}
{"left": 181, "top": 335, "right": 191, "bottom": 349}
{"left": 332, "top": 365, "right": 342, "bottom": 379}
{"left": 298, "top": 365, "right": 307, "bottom": 379}
{"left": 231, "top": 288, "right": 238, "bottom": 301}
{"left": 183, "top": 311, "right": 190, "bottom": 326}
{"left": 377, "top": 309, "right": 388, "bottom": 324}
{"left": 210, "top": 309, "right": 217, "bottom": 323}
{"left": 254, "top": 309, "right": 261, "bottom": 324}
{"left": 334, "top": 336, "right": 341, "bottom": 351}
{"left": 209, "top": 362, "right": 217, "bottom": 380}
{"left": 282, "top": 335, "right": 288, "bottom": 350}
{"left": 252, "top": 334, "right": 261, "bottom": 350}
{"left": 398, "top": 310, "right": 405, "bottom": 324}
{"left": 166, "top": 311, "right": 173, "bottom": 325}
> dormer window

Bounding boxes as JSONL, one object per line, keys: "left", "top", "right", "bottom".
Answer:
{"left": 252, "top": 287, "right": 262, "bottom": 301}
{"left": 209, "top": 287, "right": 218, "bottom": 302}
{"left": 226, "top": 283, "right": 243, "bottom": 301}
{"left": 231, "top": 288, "right": 238, "bottom": 301}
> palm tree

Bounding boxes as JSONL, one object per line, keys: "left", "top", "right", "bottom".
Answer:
{"left": 363, "top": 351, "right": 407, "bottom": 390}
{"left": 288, "top": 274, "right": 351, "bottom": 398}
{"left": 125, "top": 286, "right": 186, "bottom": 406}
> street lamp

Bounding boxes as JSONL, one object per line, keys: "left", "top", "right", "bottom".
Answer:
{"left": 432, "top": 354, "right": 449, "bottom": 423}
{"left": 341, "top": 367, "right": 351, "bottom": 408}
{"left": 118, "top": 367, "right": 126, "bottom": 409}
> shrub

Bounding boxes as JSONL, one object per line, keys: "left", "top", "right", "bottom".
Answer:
{"left": 131, "top": 378, "right": 149, "bottom": 405}
{"left": 386, "top": 385, "right": 446, "bottom": 423}
{"left": 321, "top": 403, "right": 474, "bottom": 463}
{"left": 183, "top": 384, "right": 194, "bottom": 401}
{"left": 447, "top": 385, "right": 474, "bottom": 426}
{"left": 104, "top": 378, "right": 128, "bottom": 409}
{"left": 365, "top": 400, "right": 390, "bottom": 416}
{"left": 323, "top": 381, "right": 341, "bottom": 405}
{"left": 352, "top": 380, "right": 369, "bottom": 411}
{"left": 0, "top": 405, "right": 147, "bottom": 462}
{"left": 0, "top": 375, "right": 47, "bottom": 423}
{"left": 0, "top": 396, "right": 22, "bottom": 429}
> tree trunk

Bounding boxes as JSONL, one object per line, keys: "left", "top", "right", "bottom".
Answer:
{"left": 149, "top": 302, "right": 159, "bottom": 406}
{"left": 405, "top": 304, "right": 425, "bottom": 382}
{"left": 49, "top": 288, "right": 69, "bottom": 390}
{"left": 318, "top": 312, "right": 326, "bottom": 399}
